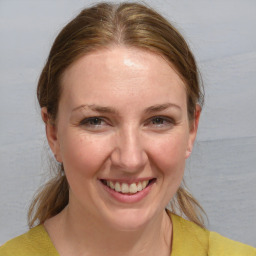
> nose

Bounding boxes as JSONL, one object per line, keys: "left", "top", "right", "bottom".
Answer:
{"left": 110, "top": 127, "right": 148, "bottom": 173}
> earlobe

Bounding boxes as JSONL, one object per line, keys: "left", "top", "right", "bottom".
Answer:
{"left": 41, "top": 107, "right": 62, "bottom": 163}
{"left": 185, "top": 148, "right": 192, "bottom": 159}
{"left": 186, "top": 104, "right": 201, "bottom": 159}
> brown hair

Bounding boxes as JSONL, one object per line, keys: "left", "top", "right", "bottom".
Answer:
{"left": 29, "top": 2, "right": 205, "bottom": 228}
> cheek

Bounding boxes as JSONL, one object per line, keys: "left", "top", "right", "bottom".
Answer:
{"left": 59, "top": 130, "right": 111, "bottom": 179}
{"left": 148, "top": 133, "right": 188, "bottom": 178}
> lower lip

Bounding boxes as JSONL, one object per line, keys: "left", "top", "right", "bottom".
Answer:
{"left": 99, "top": 180, "right": 155, "bottom": 204}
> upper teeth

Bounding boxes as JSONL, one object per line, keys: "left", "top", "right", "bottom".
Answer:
{"left": 106, "top": 180, "right": 149, "bottom": 194}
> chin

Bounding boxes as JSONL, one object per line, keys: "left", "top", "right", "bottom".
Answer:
{"left": 104, "top": 208, "right": 156, "bottom": 231}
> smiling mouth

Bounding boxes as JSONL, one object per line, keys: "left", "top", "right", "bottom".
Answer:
{"left": 100, "top": 179, "right": 156, "bottom": 194}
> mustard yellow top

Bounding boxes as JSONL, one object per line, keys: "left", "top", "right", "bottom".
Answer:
{"left": 1, "top": 213, "right": 255, "bottom": 256}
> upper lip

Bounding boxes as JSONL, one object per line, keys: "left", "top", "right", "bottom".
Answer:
{"left": 99, "top": 177, "right": 155, "bottom": 185}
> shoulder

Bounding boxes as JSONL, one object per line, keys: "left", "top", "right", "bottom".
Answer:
{"left": 208, "top": 231, "right": 256, "bottom": 256}
{"left": 170, "top": 213, "right": 210, "bottom": 255}
{"left": 169, "top": 212, "right": 256, "bottom": 256}
{"left": 0, "top": 225, "right": 59, "bottom": 256}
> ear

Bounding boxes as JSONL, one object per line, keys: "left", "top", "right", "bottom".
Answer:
{"left": 185, "top": 104, "right": 201, "bottom": 159}
{"left": 41, "top": 107, "right": 62, "bottom": 163}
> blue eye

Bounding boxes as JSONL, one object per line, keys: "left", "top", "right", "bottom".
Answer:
{"left": 152, "top": 117, "right": 165, "bottom": 125}
{"left": 80, "top": 117, "right": 106, "bottom": 127}
{"left": 87, "top": 117, "right": 102, "bottom": 125}
{"left": 148, "top": 116, "right": 175, "bottom": 128}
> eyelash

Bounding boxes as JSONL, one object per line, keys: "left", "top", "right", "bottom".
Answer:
{"left": 79, "top": 116, "right": 175, "bottom": 129}
{"left": 146, "top": 116, "right": 175, "bottom": 128}
{"left": 79, "top": 117, "right": 107, "bottom": 127}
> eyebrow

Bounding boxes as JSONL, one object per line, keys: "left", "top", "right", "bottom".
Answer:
{"left": 72, "top": 104, "right": 118, "bottom": 114}
{"left": 144, "top": 103, "right": 181, "bottom": 113}
{"left": 72, "top": 103, "right": 181, "bottom": 114}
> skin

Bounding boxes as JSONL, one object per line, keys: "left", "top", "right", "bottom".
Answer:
{"left": 42, "top": 46, "right": 200, "bottom": 256}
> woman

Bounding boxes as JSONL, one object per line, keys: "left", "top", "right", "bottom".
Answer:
{"left": 1, "top": 2, "right": 255, "bottom": 255}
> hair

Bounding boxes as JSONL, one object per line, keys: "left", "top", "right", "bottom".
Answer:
{"left": 29, "top": 1, "right": 205, "bottom": 228}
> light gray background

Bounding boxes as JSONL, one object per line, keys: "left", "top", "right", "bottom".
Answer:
{"left": 0, "top": 0, "right": 255, "bottom": 247}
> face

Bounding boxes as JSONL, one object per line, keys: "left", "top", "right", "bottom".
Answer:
{"left": 44, "top": 46, "right": 199, "bottom": 230}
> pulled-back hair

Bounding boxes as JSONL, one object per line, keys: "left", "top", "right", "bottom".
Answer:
{"left": 29, "top": 2, "right": 205, "bottom": 228}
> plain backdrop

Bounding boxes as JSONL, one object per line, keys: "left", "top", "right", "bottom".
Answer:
{"left": 0, "top": 0, "right": 255, "bottom": 247}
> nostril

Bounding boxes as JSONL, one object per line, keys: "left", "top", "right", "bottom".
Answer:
{"left": 110, "top": 137, "right": 148, "bottom": 171}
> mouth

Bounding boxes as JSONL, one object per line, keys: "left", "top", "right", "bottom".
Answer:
{"left": 100, "top": 178, "right": 156, "bottom": 195}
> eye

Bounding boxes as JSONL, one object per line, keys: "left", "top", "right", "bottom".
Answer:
{"left": 146, "top": 116, "right": 175, "bottom": 129}
{"left": 79, "top": 117, "right": 108, "bottom": 129}
{"left": 152, "top": 117, "right": 166, "bottom": 125}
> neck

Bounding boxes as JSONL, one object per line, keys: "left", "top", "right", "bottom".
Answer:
{"left": 45, "top": 204, "right": 172, "bottom": 256}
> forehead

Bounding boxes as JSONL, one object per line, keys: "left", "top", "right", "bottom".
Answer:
{"left": 60, "top": 46, "right": 186, "bottom": 109}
